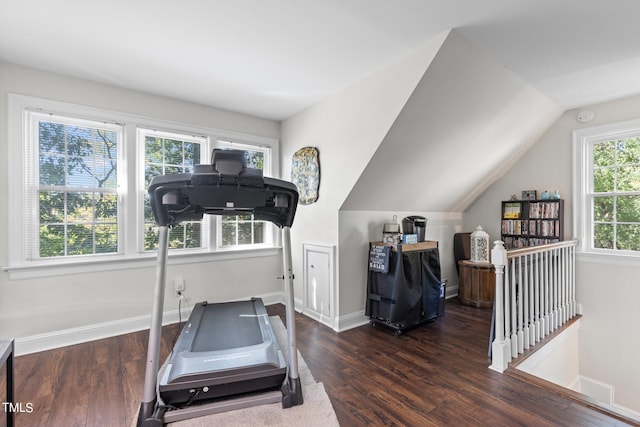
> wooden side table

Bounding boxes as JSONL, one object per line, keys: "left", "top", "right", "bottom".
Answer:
{"left": 458, "top": 260, "right": 495, "bottom": 309}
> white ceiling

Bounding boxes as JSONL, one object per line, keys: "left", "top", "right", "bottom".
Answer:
{"left": 2, "top": 0, "right": 640, "bottom": 121}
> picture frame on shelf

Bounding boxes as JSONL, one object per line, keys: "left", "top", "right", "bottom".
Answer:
{"left": 522, "top": 190, "right": 537, "bottom": 200}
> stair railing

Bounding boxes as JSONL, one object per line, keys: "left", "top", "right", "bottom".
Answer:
{"left": 490, "top": 239, "right": 578, "bottom": 373}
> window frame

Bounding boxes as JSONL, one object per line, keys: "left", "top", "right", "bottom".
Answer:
{"left": 216, "top": 139, "right": 277, "bottom": 250}
{"left": 6, "top": 94, "right": 280, "bottom": 279}
{"left": 26, "top": 111, "right": 125, "bottom": 260}
{"left": 573, "top": 118, "right": 640, "bottom": 261}
{"left": 137, "top": 128, "right": 211, "bottom": 254}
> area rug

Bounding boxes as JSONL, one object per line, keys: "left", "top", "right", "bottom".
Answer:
{"left": 138, "top": 316, "right": 339, "bottom": 426}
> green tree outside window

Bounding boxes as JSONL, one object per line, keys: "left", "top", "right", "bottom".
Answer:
{"left": 143, "top": 134, "right": 203, "bottom": 251}
{"left": 38, "top": 120, "right": 119, "bottom": 258}
{"left": 592, "top": 137, "right": 640, "bottom": 251}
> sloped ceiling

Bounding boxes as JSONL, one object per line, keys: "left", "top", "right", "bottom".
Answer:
{"left": 341, "top": 30, "right": 562, "bottom": 213}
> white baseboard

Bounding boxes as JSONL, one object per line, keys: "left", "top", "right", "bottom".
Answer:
{"left": 446, "top": 284, "right": 459, "bottom": 299}
{"left": 15, "top": 292, "right": 392, "bottom": 355}
{"left": 15, "top": 292, "right": 284, "bottom": 356}
{"left": 336, "top": 310, "right": 369, "bottom": 332}
{"left": 576, "top": 375, "right": 614, "bottom": 405}
{"left": 15, "top": 308, "right": 187, "bottom": 356}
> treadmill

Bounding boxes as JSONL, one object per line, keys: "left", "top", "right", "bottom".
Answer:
{"left": 137, "top": 149, "right": 303, "bottom": 426}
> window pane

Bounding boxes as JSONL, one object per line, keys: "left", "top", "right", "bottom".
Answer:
{"left": 168, "top": 226, "right": 185, "bottom": 249}
{"left": 66, "top": 192, "right": 94, "bottom": 223}
{"left": 616, "top": 224, "right": 640, "bottom": 251}
{"left": 593, "top": 140, "right": 615, "bottom": 167}
{"left": 96, "top": 193, "right": 118, "bottom": 222}
{"left": 145, "top": 137, "right": 163, "bottom": 164}
{"left": 617, "top": 165, "right": 640, "bottom": 192}
{"left": 39, "top": 122, "right": 66, "bottom": 154}
{"left": 617, "top": 137, "right": 640, "bottom": 164}
{"left": 39, "top": 191, "right": 65, "bottom": 223}
{"left": 165, "top": 139, "right": 184, "bottom": 165}
{"left": 616, "top": 195, "right": 640, "bottom": 223}
{"left": 184, "top": 223, "right": 202, "bottom": 248}
{"left": 39, "top": 224, "right": 65, "bottom": 257}
{"left": 593, "top": 196, "right": 614, "bottom": 222}
{"left": 593, "top": 223, "right": 614, "bottom": 249}
{"left": 95, "top": 224, "right": 118, "bottom": 253}
{"left": 222, "top": 222, "right": 236, "bottom": 246}
{"left": 67, "top": 224, "right": 94, "bottom": 255}
{"left": 144, "top": 224, "right": 159, "bottom": 251}
{"left": 39, "top": 154, "right": 66, "bottom": 186}
{"left": 67, "top": 157, "right": 96, "bottom": 187}
{"left": 246, "top": 150, "right": 264, "bottom": 169}
{"left": 254, "top": 221, "right": 265, "bottom": 244}
{"left": 184, "top": 142, "right": 201, "bottom": 168}
{"left": 593, "top": 167, "right": 614, "bottom": 193}
{"left": 238, "top": 222, "right": 252, "bottom": 245}
{"left": 94, "top": 157, "right": 118, "bottom": 189}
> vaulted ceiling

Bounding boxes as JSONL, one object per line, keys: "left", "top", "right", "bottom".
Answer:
{"left": 1, "top": 1, "right": 640, "bottom": 121}
{"left": 340, "top": 30, "right": 562, "bottom": 212}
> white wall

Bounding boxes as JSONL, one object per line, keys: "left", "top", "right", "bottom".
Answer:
{"left": 576, "top": 259, "right": 640, "bottom": 412}
{"left": 464, "top": 94, "right": 640, "bottom": 413}
{"left": 516, "top": 320, "right": 581, "bottom": 388}
{"left": 0, "top": 62, "right": 283, "bottom": 347}
{"left": 281, "top": 33, "right": 449, "bottom": 324}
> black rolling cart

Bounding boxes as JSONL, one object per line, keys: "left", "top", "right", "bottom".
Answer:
{"left": 366, "top": 241, "right": 445, "bottom": 335}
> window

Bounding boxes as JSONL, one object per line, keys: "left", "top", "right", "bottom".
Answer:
{"left": 573, "top": 119, "right": 640, "bottom": 257}
{"left": 29, "top": 113, "right": 123, "bottom": 258}
{"left": 7, "top": 94, "right": 279, "bottom": 276}
{"left": 217, "top": 140, "right": 273, "bottom": 248}
{"left": 140, "top": 129, "right": 207, "bottom": 251}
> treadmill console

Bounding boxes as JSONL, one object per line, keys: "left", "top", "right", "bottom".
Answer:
{"left": 148, "top": 148, "right": 298, "bottom": 228}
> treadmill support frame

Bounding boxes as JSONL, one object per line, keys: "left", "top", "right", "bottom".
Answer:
{"left": 137, "top": 225, "right": 303, "bottom": 427}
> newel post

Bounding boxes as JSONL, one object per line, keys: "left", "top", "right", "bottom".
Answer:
{"left": 489, "top": 240, "right": 511, "bottom": 373}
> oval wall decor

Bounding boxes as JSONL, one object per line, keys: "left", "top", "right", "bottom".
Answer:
{"left": 291, "top": 147, "right": 320, "bottom": 205}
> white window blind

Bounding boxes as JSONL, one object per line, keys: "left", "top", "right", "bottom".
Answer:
{"left": 25, "top": 111, "right": 124, "bottom": 260}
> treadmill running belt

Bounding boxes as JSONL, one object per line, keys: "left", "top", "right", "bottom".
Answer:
{"left": 192, "top": 301, "right": 263, "bottom": 351}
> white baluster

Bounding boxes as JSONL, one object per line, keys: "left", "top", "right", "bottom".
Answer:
{"left": 517, "top": 256, "right": 524, "bottom": 353}
{"left": 534, "top": 251, "right": 541, "bottom": 342}
{"left": 490, "top": 241, "right": 511, "bottom": 373}
{"left": 523, "top": 253, "right": 532, "bottom": 349}
{"left": 510, "top": 259, "right": 518, "bottom": 358}
{"left": 543, "top": 251, "right": 550, "bottom": 337}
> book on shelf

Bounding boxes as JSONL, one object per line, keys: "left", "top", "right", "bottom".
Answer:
{"left": 529, "top": 201, "right": 560, "bottom": 219}
{"left": 503, "top": 202, "right": 521, "bottom": 218}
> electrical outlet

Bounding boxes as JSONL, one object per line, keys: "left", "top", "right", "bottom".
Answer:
{"left": 174, "top": 277, "right": 185, "bottom": 296}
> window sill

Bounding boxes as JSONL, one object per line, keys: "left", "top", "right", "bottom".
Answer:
{"left": 576, "top": 251, "right": 640, "bottom": 267}
{"left": 3, "top": 246, "right": 281, "bottom": 280}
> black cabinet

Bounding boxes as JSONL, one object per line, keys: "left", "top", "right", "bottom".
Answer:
{"left": 366, "top": 241, "right": 444, "bottom": 335}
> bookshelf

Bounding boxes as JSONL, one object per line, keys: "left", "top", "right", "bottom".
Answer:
{"left": 501, "top": 199, "right": 564, "bottom": 249}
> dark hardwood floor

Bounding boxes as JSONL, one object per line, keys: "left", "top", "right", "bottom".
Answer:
{"left": 7, "top": 300, "right": 637, "bottom": 426}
